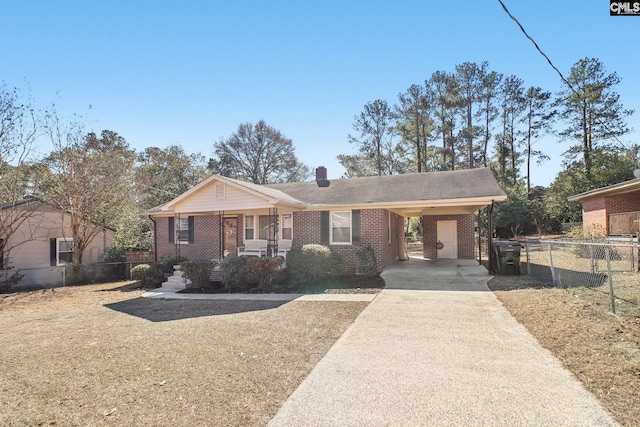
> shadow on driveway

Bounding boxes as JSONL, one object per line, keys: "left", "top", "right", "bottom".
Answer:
{"left": 381, "top": 258, "right": 492, "bottom": 292}
{"left": 104, "top": 297, "right": 288, "bottom": 322}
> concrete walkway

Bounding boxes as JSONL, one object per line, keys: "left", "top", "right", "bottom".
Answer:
{"left": 268, "top": 258, "right": 619, "bottom": 426}
{"left": 142, "top": 287, "right": 377, "bottom": 302}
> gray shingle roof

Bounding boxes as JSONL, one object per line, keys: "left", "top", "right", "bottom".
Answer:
{"left": 266, "top": 168, "right": 505, "bottom": 206}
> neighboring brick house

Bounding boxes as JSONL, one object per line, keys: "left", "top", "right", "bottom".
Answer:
{"left": 569, "top": 178, "right": 640, "bottom": 236}
{"left": 147, "top": 168, "right": 507, "bottom": 274}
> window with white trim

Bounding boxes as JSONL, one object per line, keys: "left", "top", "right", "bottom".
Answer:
{"left": 57, "top": 238, "right": 73, "bottom": 265}
{"left": 330, "top": 211, "right": 352, "bottom": 244}
{"left": 245, "top": 214, "right": 293, "bottom": 241}
{"left": 245, "top": 215, "right": 255, "bottom": 240}
{"left": 281, "top": 213, "right": 293, "bottom": 240}
{"left": 177, "top": 217, "right": 190, "bottom": 243}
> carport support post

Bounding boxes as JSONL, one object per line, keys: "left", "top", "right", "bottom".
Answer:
{"left": 477, "top": 211, "right": 482, "bottom": 266}
{"left": 487, "top": 202, "right": 494, "bottom": 274}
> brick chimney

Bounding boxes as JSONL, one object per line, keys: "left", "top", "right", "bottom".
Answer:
{"left": 315, "top": 166, "right": 330, "bottom": 187}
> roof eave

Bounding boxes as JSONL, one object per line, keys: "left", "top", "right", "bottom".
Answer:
{"left": 301, "top": 195, "right": 507, "bottom": 211}
{"left": 568, "top": 178, "right": 640, "bottom": 202}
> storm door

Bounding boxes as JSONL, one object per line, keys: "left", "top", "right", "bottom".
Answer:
{"left": 223, "top": 217, "right": 238, "bottom": 258}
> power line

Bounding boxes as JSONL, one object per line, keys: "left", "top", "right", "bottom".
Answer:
{"left": 498, "top": 0, "right": 632, "bottom": 152}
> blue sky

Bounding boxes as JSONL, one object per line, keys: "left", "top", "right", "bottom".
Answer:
{"left": 2, "top": 1, "right": 638, "bottom": 186}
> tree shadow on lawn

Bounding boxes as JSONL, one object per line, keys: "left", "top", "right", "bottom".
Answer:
{"left": 104, "top": 298, "right": 287, "bottom": 322}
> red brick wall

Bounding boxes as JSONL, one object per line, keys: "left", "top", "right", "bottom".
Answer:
{"left": 421, "top": 214, "right": 475, "bottom": 260}
{"left": 606, "top": 192, "right": 640, "bottom": 215}
{"left": 155, "top": 215, "right": 221, "bottom": 261}
{"left": 582, "top": 197, "right": 608, "bottom": 233}
{"left": 292, "top": 209, "right": 402, "bottom": 274}
{"left": 155, "top": 210, "right": 402, "bottom": 274}
{"left": 581, "top": 192, "right": 640, "bottom": 235}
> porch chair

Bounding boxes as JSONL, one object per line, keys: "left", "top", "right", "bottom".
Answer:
{"left": 276, "top": 239, "right": 292, "bottom": 260}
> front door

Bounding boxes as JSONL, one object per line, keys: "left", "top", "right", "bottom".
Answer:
{"left": 223, "top": 217, "right": 238, "bottom": 258}
{"left": 436, "top": 220, "right": 458, "bottom": 259}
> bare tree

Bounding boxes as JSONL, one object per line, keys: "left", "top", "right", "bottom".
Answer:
{"left": 136, "top": 144, "right": 210, "bottom": 209}
{"left": 39, "top": 114, "right": 136, "bottom": 267}
{"left": 211, "top": 121, "right": 310, "bottom": 184}
{"left": 0, "top": 83, "right": 39, "bottom": 280}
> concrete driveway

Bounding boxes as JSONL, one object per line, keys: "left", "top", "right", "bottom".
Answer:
{"left": 268, "top": 258, "right": 618, "bottom": 426}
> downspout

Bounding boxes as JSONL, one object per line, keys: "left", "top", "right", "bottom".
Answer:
{"left": 219, "top": 211, "right": 224, "bottom": 260}
{"left": 488, "top": 201, "right": 494, "bottom": 274}
{"left": 149, "top": 216, "right": 158, "bottom": 264}
{"left": 477, "top": 211, "right": 481, "bottom": 266}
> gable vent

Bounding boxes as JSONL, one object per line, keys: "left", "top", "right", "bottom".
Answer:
{"left": 215, "top": 183, "right": 226, "bottom": 199}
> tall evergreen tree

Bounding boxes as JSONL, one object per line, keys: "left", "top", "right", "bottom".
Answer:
{"left": 427, "top": 71, "right": 460, "bottom": 170}
{"left": 521, "top": 86, "right": 555, "bottom": 197}
{"left": 395, "top": 84, "right": 433, "bottom": 172}
{"left": 495, "top": 75, "right": 525, "bottom": 185}
{"left": 557, "top": 57, "right": 633, "bottom": 181}
{"left": 478, "top": 69, "right": 503, "bottom": 167}
{"left": 345, "top": 100, "right": 400, "bottom": 176}
{"left": 455, "top": 61, "right": 486, "bottom": 169}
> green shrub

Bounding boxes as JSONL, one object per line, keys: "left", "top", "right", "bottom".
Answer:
{"left": 0, "top": 266, "right": 23, "bottom": 292}
{"left": 131, "top": 264, "right": 160, "bottom": 288}
{"left": 287, "top": 244, "right": 343, "bottom": 285}
{"left": 181, "top": 260, "right": 216, "bottom": 288}
{"left": 219, "top": 257, "right": 251, "bottom": 292}
{"left": 246, "top": 257, "right": 284, "bottom": 292}
{"left": 157, "top": 256, "right": 189, "bottom": 276}
{"left": 103, "top": 246, "right": 127, "bottom": 262}
{"left": 355, "top": 245, "right": 378, "bottom": 276}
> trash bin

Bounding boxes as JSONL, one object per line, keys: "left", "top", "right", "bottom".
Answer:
{"left": 491, "top": 241, "right": 521, "bottom": 275}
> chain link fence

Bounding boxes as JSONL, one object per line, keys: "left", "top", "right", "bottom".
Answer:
{"left": 525, "top": 238, "right": 640, "bottom": 313}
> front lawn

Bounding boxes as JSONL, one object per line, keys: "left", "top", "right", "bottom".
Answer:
{"left": 490, "top": 275, "right": 640, "bottom": 427}
{"left": 0, "top": 282, "right": 368, "bottom": 426}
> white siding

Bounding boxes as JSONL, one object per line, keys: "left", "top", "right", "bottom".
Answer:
{"left": 2, "top": 205, "right": 113, "bottom": 288}
{"left": 174, "top": 182, "right": 275, "bottom": 212}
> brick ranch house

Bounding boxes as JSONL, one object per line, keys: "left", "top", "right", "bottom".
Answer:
{"left": 147, "top": 167, "right": 507, "bottom": 274}
{"left": 569, "top": 177, "right": 640, "bottom": 236}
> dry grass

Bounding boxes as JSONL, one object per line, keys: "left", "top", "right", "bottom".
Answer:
{"left": 0, "top": 282, "right": 368, "bottom": 426}
{"left": 489, "top": 275, "right": 640, "bottom": 427}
